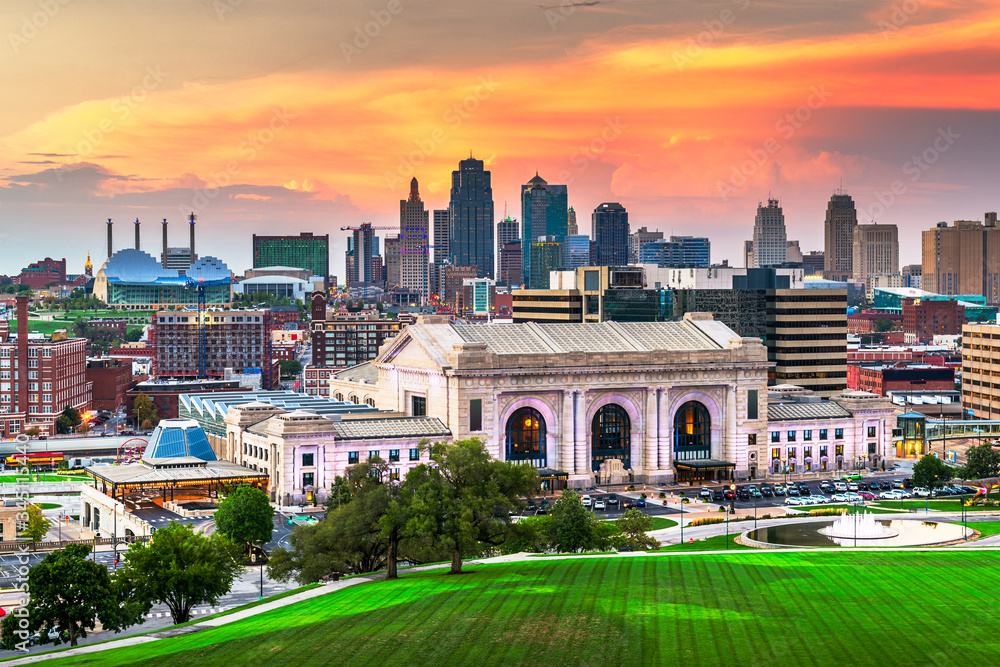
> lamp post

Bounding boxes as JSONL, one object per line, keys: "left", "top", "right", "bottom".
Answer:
{"left": 781, "top": 458, "right": 788, "bottom": 488}
{"left": 727, "top": 484, "right": 735, "bottom": 550}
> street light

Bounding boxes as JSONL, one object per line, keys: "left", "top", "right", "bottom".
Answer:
{"left": 727, "top": 484, "right": 735, "bottom": 550}
{"left": 781, "top": 458, "right": 788, "bottom": 488}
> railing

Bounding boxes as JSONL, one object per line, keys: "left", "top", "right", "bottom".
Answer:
{"left": 0, "top": 534, "right": 152, "bottom": 553}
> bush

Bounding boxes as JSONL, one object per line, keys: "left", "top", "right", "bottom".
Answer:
{"left": 658, "top": 492, "right": 666, "bottom": 499}
{"left": 639, "top": 493, "right": 646, "bottom": 499}
{"left": 627, "top": 485, "right": 635, "bottom": 491}
{"left": 719, "top": 506, "right": 726, "bottom": 513}
{"left": 681, "top": 498, "right": 690, "bottom": 504}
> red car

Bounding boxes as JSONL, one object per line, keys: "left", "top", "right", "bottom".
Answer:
{"left": 857, "top": 491, "right": 877, "bottom": 501}
{"left": 723, "top": 488, "right": 737, "bottom": 500}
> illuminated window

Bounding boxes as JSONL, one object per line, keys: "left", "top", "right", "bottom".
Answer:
{"left": 506, "top": 407, "right": 546, "bottom": 466}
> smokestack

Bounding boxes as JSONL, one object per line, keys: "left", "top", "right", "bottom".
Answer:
{"left": 107, "top": 219, "right": 113, "bottom": 259}
{"left": 162, "top": 218, "right": 169, "bottom": 269}
{"left": 134, "top": 218, "right": 141, "bottom": 250}
{"left": 16, "top": 295, "right": 28, "bottom": 416}
{"left": 189, "top": 212, "right": 196, "bottom": 266}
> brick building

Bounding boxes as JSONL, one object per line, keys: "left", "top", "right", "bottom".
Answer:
{"left": 847, "top": 311, "right": 901, "bottom": 335}
{"left": 307, "top": 293, "right": 414, "bottom": 374}
{"left": 86, "top": 318, "right": 129, "bottom": 339}
{"left": 268, "top": 306, "right": 302, "bottom": 328}
{"left": 17, "top": 257, "right": 67, "bottom": 289}
{"left": 126, "top": 379, "right": 243, "bottom": 422}
{"left": 154, "top": 309, "right": 278, "bottom": 389}
{"left": 847, "top": 362, "right": 954, "bottom": 396}
{"left": 0, "top": 296, "right": 90, "bottom": 436}
{"left": 901, "top": 297, "right": 965, "bottom": 342}
{"left": 86, "top": 357, "right": 135, "bottom": 411}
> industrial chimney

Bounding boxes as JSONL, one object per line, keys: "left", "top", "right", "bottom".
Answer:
{"left": 16, "top": 295, "right": 28, "bottom": 415}
{"left": 189, "top": 212, "right": 196, "bottom": 266}
{"left": 162, "top": 218, "right": 169, "bottom": 269}
{"left": 107, "top": 219, "right": 113, "bottom": 259}
{"left": 134, "top": 218, "right": 141, "bottom": 250}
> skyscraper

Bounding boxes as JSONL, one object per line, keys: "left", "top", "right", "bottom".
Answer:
{"left": 400, "top": 178, "right": 429, "bottom": 302}
{"left": 823, "top": 191, "right": 858, "bottom": 281}
{"left": 252, "top": 232, "right": 329, "bottom": 286}
{"left": 521, "top": 174, "right": 568, "bottom": 288}
{"left": 921, "top": 214, "right": 1000, "bottom": 298}
{"left": 563, "top": 235, "right": 592, "bottom": 269}
{"left": 630, "top": 227, "right": 664, "bottom": 264}
{"left": 384, "top": 236, "right": 400, "bottom": 288}
{"left": 592, "top": 203, "right": 629, "bottom": 266}
{"left": 449, "top": 156, "right": 494, "bottom": 279}
{"left": 852, "top": 223, "right": 899, "bottom": 290}
{"left": 496, "top": 216, "right": 519, "bottom": 264}
{"left": 346, "top": 224, "right": 375, "bottom": 285}
{"left": 751, "top": 198, "right": 787, "bottom": 267}
{"left": 432, "top": 209, "right": 449, "bottom": 265}
{"left": 567, "top": 207, "right": 578, "bottom": 236}
{"left": 499, "top": 240, "right": 523, "bottom": 286}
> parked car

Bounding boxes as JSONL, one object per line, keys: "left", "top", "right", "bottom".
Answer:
{"left": 748, "top": 486, "right": 761, "bottom": 498}
{"left": 847, "top": 482, "right": 859, "bottom": 492}
{"left": 699, "top": 487, "right": 712, "bottom": 499}
{"left": 606, "top": 495, "right": 619, "bottom": 506}
{"left": 819, "top": 481, "right": 834, "bottom": 493}
{"left": 623, "top": 500, "right": 636, "bottom": 509}
{"left": 784, "top": 496, "right": 805, "bottom": 506}
{"left": 831, "top": 493, "right": 851, "bottom": 503}
{"left": 786, "top": 486, "right": 800, "bottom": 497}
{"left": 773, "top": 484, "right": 785, "bottom": 497}
{"left": 761, "top": 484, "right": 774, "bottom": 498}
{"left": 737, "top": 487, "right": 750, "bottom": 501}
{"left": 594, "top": 499, "right": 607, "bottom": 510}
{"left": 834, "top": 482, "right": 847, "bottom": 492}
{"left": 581, "top": 495, "right": 593, "bottom": 508}
{"left": 903, "top": 478, "right": 914, "bottom": 488}
{"left": 798, "top": 485, "right": 811, "bottom": 496}
{"left": 636, "top": 498, "right": 647, "bottom": 508}
{"left": 810, "top": 494, "right": 829, "bottom": 504}
{"left": 912, "top": 487, "right": 932, "bottom": 498}
{"left": 712, "top": 490, "right": 725, "bottom": 502}
{"left": 857, "top": 491, "right": 877, "bottom": 501}
{"left": 878, "top": 481, "right": 893, "bottom": 490}
{"left": 724, "top": 488, "right": 737, "bottom": 500}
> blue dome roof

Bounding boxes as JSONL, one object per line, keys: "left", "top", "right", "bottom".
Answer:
{"left": 102, "top": 249, "right": 176, "bottom": 283}
{"left": 143, "top": 419, "right": 218, "bottom": 461}
{"left": 187, "top": 256, "right": 231, "bottom": 282}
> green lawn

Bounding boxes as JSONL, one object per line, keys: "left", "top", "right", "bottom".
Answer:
{"left": 893, "top": 500, "right": 1000, "bottom": 513}
{"left": 803, "top": 504, "right": 899, "bottom": 515}
{"left": 647, "top": 516, "right": 678, "bottom": 531}
{"left": 0, "top": 474, "right": 82, "bottom": 483}
{"left": 35, "top": 551, "right": 1000, "bottom": 666}
{"left": 650, "top": 533, "right": 753, "bottom": 552}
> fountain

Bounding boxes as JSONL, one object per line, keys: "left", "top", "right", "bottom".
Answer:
{"left": 818, "top": 511, "right": 898, "bottom": 539}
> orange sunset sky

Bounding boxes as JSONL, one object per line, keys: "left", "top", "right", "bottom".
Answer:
{"left": 1, "top": 0, "right": 998, "bottom": 276}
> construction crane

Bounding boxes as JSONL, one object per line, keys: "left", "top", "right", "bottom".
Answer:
{"left": 339, "top": 225, "right": 399, "bottom": 231}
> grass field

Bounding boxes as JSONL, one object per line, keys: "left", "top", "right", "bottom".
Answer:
{"left": 894, "top": 499, "right": 1000, "bottom": 513}
{"left": 40, "top": 551, "right": 1000, "bottom": 667}
{"left": 0, "top": 474, "right": 81, "bottom": 483}
{"left": 647, "top": 516, "right": 678, "bottom": 530}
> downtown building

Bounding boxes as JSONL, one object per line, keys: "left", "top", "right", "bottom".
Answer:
{"left": 252, "top": 232, "right": 329, "bottom": 287}
{"left": 750, "top": 198, "right": 787, "bottom": 267}
{"left": 0, "top": 296, "right": 91, "bottom": 437}
{"left": 592, "top": 203, "right": 629, "bottom": 267}
{"left": 823, "top": 191, "right": 858, "bottom": 281}
{"left": 852, "top": 223, "right": 899, "bottom": 292}
{"left": 449, "top": 156, "right": 495, "bottom": 279}
{"left": 400, "top": 178, "right": 430, "bottom": 303}
{"left": 921, "top": 214, "right": 1000, "bottom": 299}
{"left": 639, "top": 236, "right": 710, "bottom": 267}
{"left": 521, "top": 174, "right": 568, "bottom": 288}
{"left": 962, "top": 321, "right": 1000, "bottom": 419}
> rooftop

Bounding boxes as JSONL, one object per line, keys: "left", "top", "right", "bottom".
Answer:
{"left": 767, "top": 401, "right": 852, "bottom": 422}
{"left": 180, "top": 389, "right": 380, "bottom": 421}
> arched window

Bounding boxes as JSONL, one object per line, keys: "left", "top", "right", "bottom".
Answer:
{"left": 505, "top": 407, "right": 546, "bottom": 467}
{"left": 335, "top": 393, "right": 343, "bottom": 401}
{"left": 365, "top": 397, "right": 375, "bottom": 407}
{"left": 592, "top": 404, "right": 630, "bottom": 471}
{"left": 674, "top": 401, "right": 710, "bottom": 461}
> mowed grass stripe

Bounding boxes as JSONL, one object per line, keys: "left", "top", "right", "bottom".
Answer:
{"left": 38, "top": 552, "right": 1000, "bottom": 667}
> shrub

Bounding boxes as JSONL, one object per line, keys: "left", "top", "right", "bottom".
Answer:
{"left": 658, "top": 492, "right": 666, "bottom": 499}
{"left": 639, "top": 493, "right": 646, "bottom": 499}
{"left": 719, "top": 506, "right": 726, "bottom": 513}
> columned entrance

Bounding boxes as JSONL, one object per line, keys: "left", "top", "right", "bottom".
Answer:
{"left": 591, "top": 404, "right": 630, "bottom": 472}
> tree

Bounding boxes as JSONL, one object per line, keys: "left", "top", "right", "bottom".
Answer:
{"left": 912, "top": 454, "right": 954, "bottom": 492}
{"left": 0, "top": 614, "right": 21, "bottom": 651}
{"left": 214, "top": 485, "right": 274, "bottom": 555}
{"left": 962, "top": 443, "right": 1000, "bottom": 481}
{"left": 115, "top": 522, "right": 243, "bottom": 624}
{"left": 405, "top": 438, "right": 538, "bottom": 574}
{"left": 24, "top": 426, "right": 40, "bottom": 437}
{"left": 616, "top": 509, "right": 659, "bottom": 551}
{"left": 19, "top": 504, "right": 52, "bottom": 543}
{"left": 77, "top": 421, "right": 91, "bottom": 434}
{"left": 125, "top": 326, "right": 145, "bottom": 342}
{"left": 549, "top": 490, "right": 598, "bottom": 552}
{"left": 27, "top": 543, "right": 132, "bottom": 647}
{"left": 278, "top": 359, "right": 303, "bottom": 379}
{"left": 61, "top": 405, "right": 82, "bottom": 427}
{"left": 133, "top": 393, "right": 158, "bottom": 427}
{"left": 874, "top": 319, "right": 897, "bottom": 333}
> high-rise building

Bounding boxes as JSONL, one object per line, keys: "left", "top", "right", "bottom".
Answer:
{"left": 384, "top": 236, "right": 401, "bottom": 289}
{"left": 308, "top": 293, "right": 413, "bottom": 373}
{"left": 823, "top": 192, "right": 858, "bottom": 281}
{"left": 400, "top": 178, "right": 429, "bottom": 303}
{"left": 639, "top": 236, "right": 710, "bottom": 267}
{"left": 567, "top": 207, "right": 578, "bottom": 236}
{"left": 785, "top": 240, "right": 803, "bottom": 264}
{"left": 528, "top": 237, "right": 563, "bottom": 290}
{"left": 766, "top": 289, "right": 847, "bottom": 397}
{"left": 154, "top": 309, "right": 277, "bottom": 389}
{"left": 630, "top": 227, "right": 664, "bottom": 264}
{"left": 252, "top": 232, "right": 329, "bottom": 287}
{"left": 432, "top": 209, "right": 449, "bottom": 265}
{"left": 563, "top": 235, "right": 592, "bottom": 269}
{"left": 592, "top": 203, "right": 629, "bottom": 267}
{"left": 496, "top": 216, "right": 519, "bottom": 263}
{"left": 852, "top": 223, "right": 899, "bottom": 290}
{"left": 443, "top": 265, "right": 478, "bottom": 309}
{"left": 521, "top": 174, "right": 568, "bottom": 288}
{"left": 962, "top": 321, "right": 1000, "bottom": 419}
{"left": 921, "top": 215, "right": 1000, "bottom": 299}
{"left": 751, "top": 198, "right": 787, "bottom": 267}
{"left": 345, "top": 224, "right": 377, "bottom": 286}
{"left": 449, "top": 156, "right": 494, "bottom": 279}
{"left": 499, "top": 241, "right": 523, "bottom": 286}
{"left": 802, "top": 251, "right": 825, "bottom": 276}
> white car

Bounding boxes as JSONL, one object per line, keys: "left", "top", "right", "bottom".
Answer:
{"left": 594, "top": 499, "right": 607, "bottom": 510}
{"left": 847, "top": 482, "right": 859, "bottom": 492}
{"left": 831, "top": 493, "right": 850, "bottom": 503}
{"left": 833, "top": 482, "right": 848, "bottom": 492}
{"left": 810, "top": 495, "right": 829, "bottom": 504}
{"left": 880, "top": 490, "right": 910, "bottom": 500}
{"left": 699, "top": 487, "right": 712, "bottom": 499}
{"left": 581, "top": 495, "right": 592, "bottom": 507}
{"left": 913, "top": 487, "right": 932, "bottom": 498}
{"left": 784, "top": 496, "right": 804, "bottom": 506}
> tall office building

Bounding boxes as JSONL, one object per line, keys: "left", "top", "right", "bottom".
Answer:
{"left": 496, "top": 216, "right": 519, "bottom": 264}
{"left": 563, "top": 235, "right": 592, "bottom": 269}
{"left": 766, "top": 289, "right": 847, "bottom": 397}
{"left": 630, "top": 227, "right": 664, "bottom": 264}
{"left": 449, "top": 156, "right": 494, "bottom": 279}
{"left": 400, "top": 178, "right": 429, "bottom": 302}
{"left": 432, "top": 209, "right": 449, "bottom": 265}
{"left": 803, "top": 250, "right": 825, "bottom": 276}
{"left": 252, "top": 232, "right": 329, "bottom": 286}
{"left": 823, "top": 191, "right": 858, "bottom": 281}
{"left": 921, "top": 214, "right": 1000, "bottom": 299}
{"left": 751, "top": 198, "right": 787, "bottom": 267}
{"left": 384, "top": 237, "right": 400, "bottom": 289}
{"left": 346, "top": 224, "right": 377, "bottom": 286}
{"left": 528, "top": 237, "right": 563, "bottom": 290}
{"left": 499, "top": 240, "right": 523, "bottom": 286}
{"left": 521, "top": 174, "right": 568, "bottom": 288}
{"left": 852, "top": 223, "right": 899, "bottom": 290}
{"left": 592, "top": 203, "right": 629, "bottom": 267}
{"left": 567, "top": 207, "right": 578, "bottom": 236}
{"left": 639, "top": 236, "right": 710, "bottom": 267}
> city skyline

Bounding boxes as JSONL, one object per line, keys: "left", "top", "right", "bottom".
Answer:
{"left": 0, "top": 1, "right": 997, "bottom": 275}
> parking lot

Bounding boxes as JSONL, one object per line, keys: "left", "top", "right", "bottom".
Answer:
{"left": 522, "top": 492, "right": 682, "bottom": 520}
